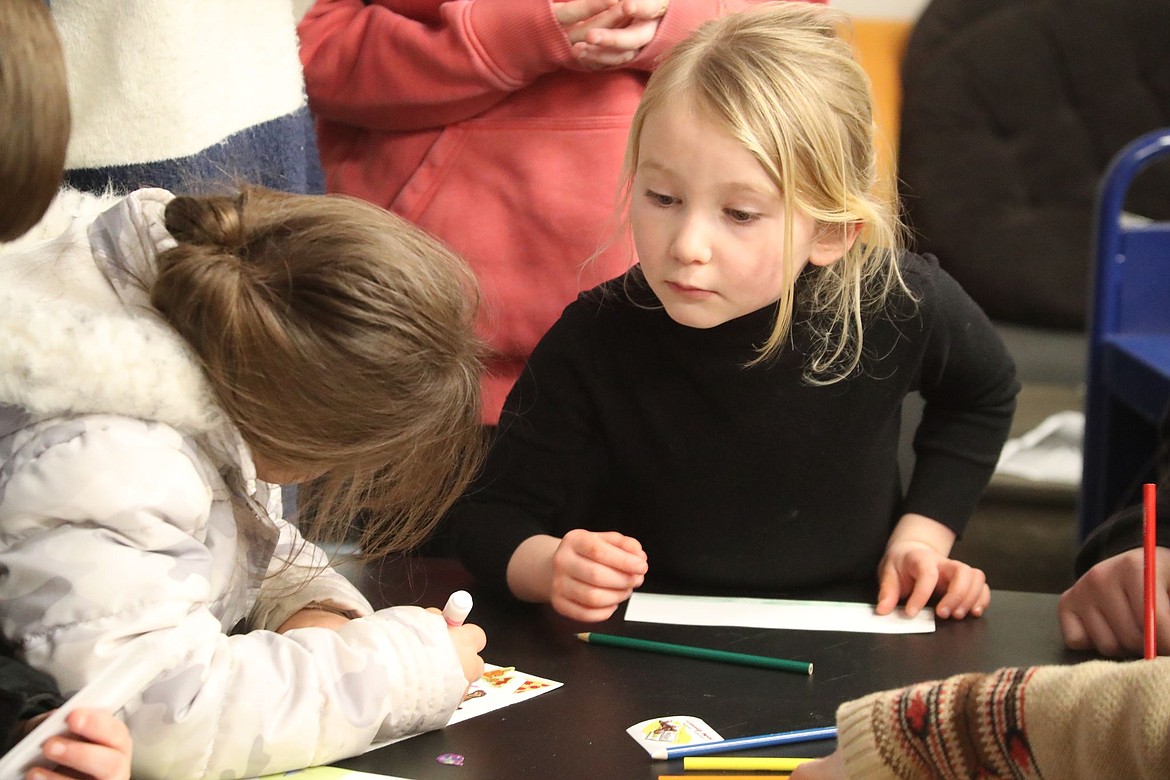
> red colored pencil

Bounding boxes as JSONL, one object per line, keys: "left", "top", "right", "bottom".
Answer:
{"left": 1144, "top": 483, "right": 1157, "bottom": 660}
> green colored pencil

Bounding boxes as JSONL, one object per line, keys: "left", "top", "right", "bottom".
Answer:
{"left": 576, "top": 632, "right": 813, "bottom": 675}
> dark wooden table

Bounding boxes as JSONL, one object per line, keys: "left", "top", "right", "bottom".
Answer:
{"left": 334, "top": 557, "right": 1091, "bottom": 779}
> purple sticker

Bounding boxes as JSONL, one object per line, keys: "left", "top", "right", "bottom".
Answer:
{"left": 436, "top": 753, "right": 465, "bottom": 766}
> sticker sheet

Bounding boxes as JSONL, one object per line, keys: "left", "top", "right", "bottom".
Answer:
{"left": 447, "top": 664, "right": 563, "bottom": 726}
{"left": 250, "top": 664, "right": 562, "bottom": 778}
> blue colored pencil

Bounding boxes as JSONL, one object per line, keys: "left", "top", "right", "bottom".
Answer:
{"left": 649, "top": 725, "right": 838, "bottom": 760}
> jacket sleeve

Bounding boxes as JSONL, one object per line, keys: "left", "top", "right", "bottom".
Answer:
{"left": 835, "top": 659, "right": 1170, "bottom": 779}
{"left": 903, "top": 260, "right": 1020, "bottom": 533}
{"left": 248, "top": 513, "right": 374, "bottom": 632}
{"left": 0, "top": 420, "right": 466, "bottom": 780}
{"left": 298, "top": 0, "right": 574, "bottom": 132}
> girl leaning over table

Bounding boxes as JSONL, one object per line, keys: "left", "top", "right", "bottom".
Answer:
{"left": 0, "top": 184, "right": 488, "bottom": 779}
{"left": 451, "top": 2, "right": 1017, "bottom": 624}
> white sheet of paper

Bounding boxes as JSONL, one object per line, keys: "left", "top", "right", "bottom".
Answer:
{"left": 625, "top": 592, "right": 935, "bottom": 634}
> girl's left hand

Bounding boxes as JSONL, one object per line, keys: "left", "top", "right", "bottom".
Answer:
{"left": 28, "top": 708, "right": 132, "bottom": 780}
{"left": 789, "top": 750, "right": 847, "bottom": 780}
{"left": 876, "top": 541, "right": 990, "bottom": 620}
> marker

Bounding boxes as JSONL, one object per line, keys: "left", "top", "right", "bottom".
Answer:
{"left": 576, "top": 632, "right": 813, "bottom": 675}
{"left": 1144, "top": 483, "right": 1157, "bottom": 660}
{"left": 683, "top": 757, "right": 815, "bottom": 772}
{"left": 442, "top": 590, "right": 473, "bottom": 627}
{"left": 650, "top": 727, "right": 837, "bottom": 760}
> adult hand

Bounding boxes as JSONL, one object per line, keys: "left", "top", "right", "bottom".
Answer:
{"left": 1059, "top": 546, "right": 1170, "bottom": 656}
{"left": 554, "top": 0, "right": 669, "bottom": 69}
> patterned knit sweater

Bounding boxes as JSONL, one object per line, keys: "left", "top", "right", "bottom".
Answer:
{"left": 837, "top": 658, "right": 1170, "bottom": 778}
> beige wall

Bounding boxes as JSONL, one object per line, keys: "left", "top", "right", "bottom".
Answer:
{"left": 828, "top": 0, "right": 929, "bottom": 21}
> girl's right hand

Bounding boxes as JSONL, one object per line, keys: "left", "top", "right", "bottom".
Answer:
{"left": 1059, "top": 546, "right": 1170, "bottom": 657}
{"left": 549, "top": 529, "right": 648, "bottom": 622}
{"left": 448, "top": 622, "right": 487, "bottom": 684}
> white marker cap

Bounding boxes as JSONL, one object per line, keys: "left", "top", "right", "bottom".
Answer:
{"left": 442, "top": 590, "right": 473, "bottom": 626}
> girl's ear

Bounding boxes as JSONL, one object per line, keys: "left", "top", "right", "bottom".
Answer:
{"left": 808, "top": 222, "right": 861, "bottom": 267}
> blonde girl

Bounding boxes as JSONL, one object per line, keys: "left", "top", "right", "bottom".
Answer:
{"left": 0, "top": 185, "right": 486, "bottom": 779}
{"left": 453, "top": 3, "right": 1018, "bottom": 623}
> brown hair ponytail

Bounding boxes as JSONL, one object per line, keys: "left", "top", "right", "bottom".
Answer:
{"left": 152, "top": 187, "right": 485, "bottom": 556}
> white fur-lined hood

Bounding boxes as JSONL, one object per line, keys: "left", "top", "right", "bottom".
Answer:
{"left": 0, "top": 188, "right": 223, "bottom": 438}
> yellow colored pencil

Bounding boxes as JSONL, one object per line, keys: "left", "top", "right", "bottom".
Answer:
{"left": 683, "top": 756, "right": 814, "bottom": 771}
{"left": 658, "top": 775, "right": 792, "bottom": 779}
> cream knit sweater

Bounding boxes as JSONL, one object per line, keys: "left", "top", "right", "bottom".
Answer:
{"left": 837, "top": 658, "right": 1170, "bottom": 778}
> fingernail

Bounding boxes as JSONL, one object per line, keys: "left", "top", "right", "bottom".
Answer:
{"left": 45, "top": 741, "right": 65, "bottom": 758}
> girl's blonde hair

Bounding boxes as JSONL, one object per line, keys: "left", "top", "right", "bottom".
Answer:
{"left": 0, "top": 0, "right": 71, "bottom": 242}
{"left": 151, "top": 187, "right": 485, "bottom": 557}
{"left": 620, "top": 2, "right": 909, "bottom": 382}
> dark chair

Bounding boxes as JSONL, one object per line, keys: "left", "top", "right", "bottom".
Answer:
{"left": 898, "top": 0, "right": 1170, "bottom": 332}
{"left": 1080, "top": 129, "right": 1170, "bottom": 539}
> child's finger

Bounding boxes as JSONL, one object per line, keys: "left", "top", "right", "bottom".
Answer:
{"left": 584, "top": 19, "right": 658, "bottom": 52}
{"left": 66, "top": 708, "right": 132, "bottom": 754}
{"left": 604, "top": 531, "right": 647, "bottom": 560}
{"left": 901, "top": 563, "right": 938, "bottom": 618}
{"left": 38, "top": 738, "right": 131, "bottom": 780}
{"left": 558, "top": 576, "right": 633, "bottom": 609}
{"left": 971, "top": 583, "right": 991, "bottom": 617}
{"left": 1078, "top": 605, "right": 1131, "bottom": 657}
{"left": 586, "top": 532, "right": 649, "bottom": 574}
{"left": 621, "top": 0, "right": 669, "bottom": 18}
{"left": 565, "top": 555, "right": 641, "bottom": 591}
{"left": 934, "top": 564, "right": 984, "bottom": 619}
{"left": 1059, "top": 606, "right": 1092, "bottom": 651}
{"left": 552, "top": 590, "right": 626, "bottom": 622}
{"left": 874, "top": 566, "right": 902, "bottom": 615}
{"left": 553, "top": 0, "right": 619, "bottom": 27}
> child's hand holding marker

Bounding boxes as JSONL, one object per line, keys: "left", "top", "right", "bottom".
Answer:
{"left": 437, "top": 592, "right": 486, "bottom": 684}
{"left": 507, "top": 530, "right": 648, "bottom": 622}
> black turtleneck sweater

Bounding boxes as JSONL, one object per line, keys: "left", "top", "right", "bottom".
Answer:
{"left": 452, "top": 253, "right": 1019, "bottom": 594}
